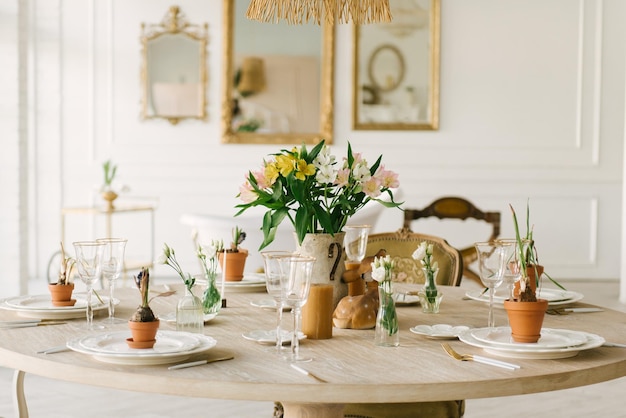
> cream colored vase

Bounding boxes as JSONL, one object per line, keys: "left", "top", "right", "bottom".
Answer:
{"left": 296, "top": 232, "right": 347, "bottom": 309}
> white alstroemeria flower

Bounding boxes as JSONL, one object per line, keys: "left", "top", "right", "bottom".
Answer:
{"left": 371, "top": 255, "right": 393, "bottom": 282}
{"left": 352, "top": 162, "right": 371, "bottom": 182}
{"left": 313, "top": 146, "right": 335, "bottom": 167}
{"left": 156, "top": 253, "right": 168, "bottom": 265}
{"left": 412, "top": 242, "right": 428, "bottom": 261}
{"left": 316, "top": 164, "right": 337, "bottom": 184}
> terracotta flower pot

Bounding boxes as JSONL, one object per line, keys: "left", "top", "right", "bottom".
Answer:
{"left": 48, "top": 283, "right": 76, "bottom": 307}
{"left": 513, "top": 264, "right": 544, "bottom": 299}
{"left": 127, "top": 319, "right": 160, "bottom": 349}
{"left": 218, "top": 250, "right": 248, "bottom": 281}
{"left": 503, "top": 299, "right": 548, "bottom": 343}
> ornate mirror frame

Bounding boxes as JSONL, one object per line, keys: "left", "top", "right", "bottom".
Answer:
{"left": 140, "top": 6, "right": 208, "bottom": 125}
{"left": 221, "top": 0, "right": 335, "bottom": 144}
{"left": 353, "top": 0, "right": 440, "bottom": 131}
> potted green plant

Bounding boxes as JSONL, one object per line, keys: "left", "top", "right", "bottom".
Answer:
{"left": 101, "top": 159, "right": 118, "bottom": 210}
{"left": 218, "top": 226, "right": 248, "bottom": 281}
{"left": 48, "top": 242, "right": 77, "bottom": 307}
{"left": 503, "top": 203, "right": 549, "bottom": 343}
{"left": 127, "top": 267, "right": 159, "bottom": 348}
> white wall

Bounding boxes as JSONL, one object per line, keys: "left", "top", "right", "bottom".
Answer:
{"left": 1, "top": 0, "right": 624, "bottom": 298}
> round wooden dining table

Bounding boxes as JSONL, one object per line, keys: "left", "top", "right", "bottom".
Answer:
{"left": 1, "top": 284, "right": 626, "bottom": 418}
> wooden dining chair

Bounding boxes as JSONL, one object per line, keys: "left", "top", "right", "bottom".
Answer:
{"left": 365, "top": 228, "right": 464, "bottom": 287}
{"left": 402, "top": 196, "right": 500, "bottom": 285}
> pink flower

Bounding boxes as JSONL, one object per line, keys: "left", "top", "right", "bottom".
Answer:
{"left": 334, "top": 168, "right": 351, "bottom": 187}
{"left": 252, "top": 169, "right": 269, "bottom": 189}
{"left": 238, "top": 182, "right": 257, "bottom": 203}
{"left": 362, "top": 177, "right": 382, "bottom": 198}
{"left": 375, "top": 166, "right": 400, "bottom": 189}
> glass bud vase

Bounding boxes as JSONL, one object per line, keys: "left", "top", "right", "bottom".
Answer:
{"left": 419, "top": 267, "right": 443, "bottom": 314}
{"left": 374, "top": 280, "right": 400, "bottom": 347}
{"left": 176, "top": 286, "right": 204, "bottom": 333}
{"left": 202, "top": 272, "right": 221, "bottom": 316}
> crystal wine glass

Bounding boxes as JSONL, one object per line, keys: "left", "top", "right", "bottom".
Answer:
{"left": 343, "top": 225, "right": 371, "bottom": 266}
{"left": 474, "top": 241, "right": 511, "bottom": 330}
{"left": 497, "top": 238, "right": 528, "bottom": 301}
{"left": 96, "top": 238, "right": 127, "bottom": 324}
{"left": 279, "top": 255, "right": 315, "bottom": 363}
{"left": 261, "top": 251, "right": 294, "bottom": 353}
{"left": 73, "top": 241, "right": 105, "bottom": 330}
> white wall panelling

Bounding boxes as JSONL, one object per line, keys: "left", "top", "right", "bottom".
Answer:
{"left": 1, "top": 0, "right": 624, "bottom": 300}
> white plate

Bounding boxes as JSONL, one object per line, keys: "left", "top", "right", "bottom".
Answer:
{"left": 242, "top": 329, "right": 306, "bottom": 345}
{"left": 0, "top": 294, "right": 112, "bottom": 319}
{"left": 67, "top": 330, "right": 217, "bottom": 365}
{"left": 79, "top": 330, "right": 202, "bottom": 354}
{"left": 394, "top": 293, "right": 420, "bottom": 306}
{"left": 409, "top": 324, "right": 470, "bottom": 339}
{"left": 464, "top": 288, "right": 584, "bottom": 307}
{"left": 249, "top": 298, "right": 290, "bottom": 311}
{"left": 458, "top": 327, "right": 605, "bottom": 359}
{"left": 161, "top": 312, "right": 218, "bottom": 324}
{"left": 215, "top": 274, "right": 267, "bottom": 293}
{"left": 471, "top": 327, "right": 589, "bottom": 349}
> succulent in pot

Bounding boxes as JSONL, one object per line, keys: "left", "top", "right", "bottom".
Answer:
{"left": 48, "top": 242, "right": 77, "bottom": 307}
{"left": 128, "top": 267, "right": 159, "bottom": 348}
{"left": 218, "top": 226, "right": 248, "bottom": 281}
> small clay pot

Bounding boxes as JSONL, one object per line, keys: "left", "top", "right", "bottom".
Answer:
{"left": 503, "top": 299, "right": 548, "bottom": 343}
{"left": 48, "top": 283, "right": 76, "bottom": 307}
{"left": 127, "top": 319, "right": 160, "bottom": 349}
{"left": 218, "top": 250, "right": 248, "bottom": 281}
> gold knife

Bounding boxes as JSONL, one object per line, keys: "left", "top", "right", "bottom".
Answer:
{"left": 168, "top": 355, "right": 234, "bottom": 370}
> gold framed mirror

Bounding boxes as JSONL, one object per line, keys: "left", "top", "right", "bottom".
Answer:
{"left": 221, "top": 0, "right": 335, "bottom": 144}
{"left": 140, "top": 6, "right": 208, "bottom": 125}
{"left": 353, "top": 0, "right": 440, "bottom": 130}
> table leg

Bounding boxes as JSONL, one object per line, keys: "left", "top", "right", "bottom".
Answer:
{"left": 282, "top": 402, "right": 344, "bottom": 418}
{"left": 12, "top": 370, "right": 29, "bottom": 418}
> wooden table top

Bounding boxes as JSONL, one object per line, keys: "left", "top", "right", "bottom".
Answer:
{"left": 1, "top": 284, "right": 626, "bottom": 414}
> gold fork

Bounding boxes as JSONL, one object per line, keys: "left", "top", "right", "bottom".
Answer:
{"left": 441, "top": 343, "right": 520, "bottom": 370}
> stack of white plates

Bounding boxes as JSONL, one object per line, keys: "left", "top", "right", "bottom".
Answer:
{"left": 459, "top": 326, "right": 605, "bottom": 359}
{"left": 0, "top": 294, "right": 111, "bottom": 319}
{"left": 67, "top": 330, "right": 217, "bottom": 365}
{"left": 215, "top": 273, "right": 267, "bottom": 293}
{"left": 464, "top": 288, "right": 584, "bottom": 307}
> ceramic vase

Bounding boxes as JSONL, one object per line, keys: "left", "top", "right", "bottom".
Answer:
{"left": 48, "top": 283, "right": 76, "bottom": 307}
{"left": 218, "top": 250, "right": 248, "bottom": 281}
{"left": 127, "top": 319, "right": 160, "bottom": 349}
{"left": 295, "top": 232, "right": 347, "bottom": 309}
{"left": 503, "top": 298, "right": 548, "bottom": 343}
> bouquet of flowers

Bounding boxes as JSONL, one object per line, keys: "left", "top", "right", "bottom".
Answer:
{"left": 236, "top": 140, "right": 401, "bottom": 249}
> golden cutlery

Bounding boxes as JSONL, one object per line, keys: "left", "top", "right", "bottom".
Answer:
{"left": 290, "top": 363, "right": 328, "bottom": 383}
{"left": 168, "top": 355, "right": 234, "bottom": 370}
{"left": 547, "top": 307, "right": 603, "bottom": 315}
{"left": 441, "top": 343, "right": 520, "bottom": 370}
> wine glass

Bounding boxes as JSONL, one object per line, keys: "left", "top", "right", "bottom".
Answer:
{"left": 474, "top": 241, "right": 511, "bottom": 330}
{"left": 497, "top": 238, "right": 528, "bottom": 301}
{"left": 261, "top": 251, "right": 294, "bottom": 353}
{"left": 280, "top": 255, "right": 315, "bottom": 363}
{"left": 73, "top": 241, "right": 105, "bottom": 330}
{"left": 343, "top": 225, "right": 371, "bottom": 267}
{"left": 96, "top": 238, "right": 127, "bottom": 324}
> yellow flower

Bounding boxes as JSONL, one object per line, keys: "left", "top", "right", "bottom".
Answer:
{"left": 294, "top": 159, "right": 316, "bottom": 180}
{"left": 264, "top": 162, "right": 279, "bottom": 185}
{"left": 275, "top": 154, "right": 296, "bottom": 176}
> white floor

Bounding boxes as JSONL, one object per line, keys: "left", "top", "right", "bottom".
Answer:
{"left": 0, "top": 279, "right": 624, "bottom": 418}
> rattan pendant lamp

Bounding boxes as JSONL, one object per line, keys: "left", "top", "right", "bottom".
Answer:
{"left": 246, "top": 0, "right": 392, "bottom": 25}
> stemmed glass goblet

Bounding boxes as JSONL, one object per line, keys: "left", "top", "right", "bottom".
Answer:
{"left": 474, "top": 241, "right": 512, "bottom": 331}
{"left": 261, "top": 251, "right": 294, "bottom": 353}
{"left": 96, "top": 238, "right": 127, "bottom": 325}
{"left": 73, "top": 241, "right": 105, "bottom": 330}
{"left": 344, "top": 225, "right": 371, "bottom": 267}
{"left": 497, "top": 238, "right": 529, "bottom": 301}
{"left": 280, "top": 255, "right": 315, "bottom": 363}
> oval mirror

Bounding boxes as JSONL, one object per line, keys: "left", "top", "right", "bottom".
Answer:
{"left": 140, "top": 6, "right": 208, "bottom": 125}
{"left": 368, "top": 45, "right": 405, "bottom": 92}
{"left": 221, "top": 0, "right": 335, "bottom": 144}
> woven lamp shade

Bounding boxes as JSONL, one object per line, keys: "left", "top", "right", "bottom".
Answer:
{"left": 246, "top": 0, "right": 392, "bottom": 25}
